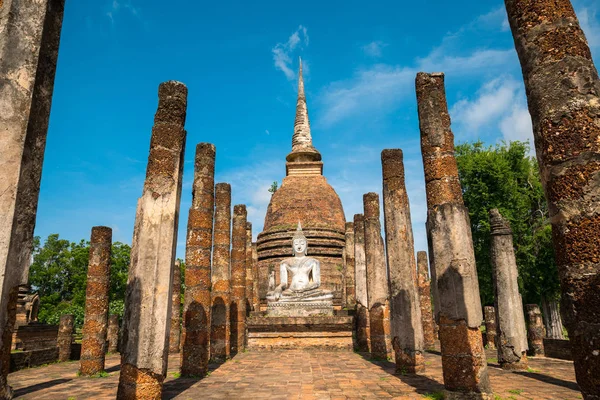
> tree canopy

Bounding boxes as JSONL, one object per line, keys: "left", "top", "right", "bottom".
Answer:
{"left": 455, "top": 141, "right": 560, "bottom": 306}
{"left": 29, "top": 234, "right": 131, "bottom": 328}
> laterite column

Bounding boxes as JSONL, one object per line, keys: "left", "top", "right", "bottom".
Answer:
{"left": 381, "top": 149, "right": 424, "bottom": 373}
{"left": 505, "top": 1, "right": 600, "bottom": 395}
{"left": 181, "top": 143, "right": 215, "bottom": 376}
{"left": 117, "top": 81, "right": 187, "bottom": 399}
{"left": 363, "top": 193, "right": 392, "bottom": 360}
{"left": 80, "top": 226, "right": 112, "bottom": 375}
{"left": 417, "top": 72, "right": 491, "bottom": 398}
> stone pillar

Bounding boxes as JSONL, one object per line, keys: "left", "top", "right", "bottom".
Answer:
{"left": 245, "top": 222, "right": 253, "bottom": 312}
{"left": 210, "top": 183, "right": 232, "bottom": 361}
{"left": 525, "top": 304, "right": 545, "bottom": 357}
{"left": 344, "top": 223, "right": 356, "bottom": 307}
{"left": 381, "top": 149, "right": 424, "bottom": 373}
{"left": 0, "top": 1, "right": 65, "bottom": 396}
{"left": 107, "top": 315, "right": 119, "bottom": 354}
{"left": 417, "top": 251, "right": 436, "bottom": 349}
{"left": 80, "top": 226, "right": 112, "bottom": 376}
{"left": 57, "top": 314, "right": 74, "bottom": 362}
{"left": 353, "top": 214, "right": 370, "bottom": 353}
{"left": 117, "top": 81, "right": 187, "bottom": 399}
{"left": 252, "top": 243, "right": 259, "bottom": 312}
{"left": 417, "top": 72, "right": 491, "bottom": 398}
{"left": 363, "top": 193, "right": 392, "bottom": 360}
{"left": 505, "top": 1, "right": 600, "bottom": 396}
{"left": 169, "top": 260, "right": 181, "bottom": 353}
{"left": 181, "top": 143, "right": 215, "bottom": 377}
{"left": 231, "top": 205, "right": 247, "bottom": 355}
{"left": 489, "top": 209, "right": 528, "bottom": 370}
{"left": 483, "top": 307, "right": 497, "bottom": 350}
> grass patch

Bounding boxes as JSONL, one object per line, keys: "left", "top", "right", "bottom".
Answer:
{"left": 487, "top": 357, "right": 498, "bottom": 364}
{"left": 379, "top": 377, "right": 388, "bottom": 381}
{"left": 526, "top": 367, "right": 540, "bottom": 373}
{"left": 170, "top": 371, "right": 181, "bottom": 378}
{"left": 508, "top": 389, "right": 523, "bottom": 395}
{"left": 422, "top": 391, "right": 444, "bottom": 400}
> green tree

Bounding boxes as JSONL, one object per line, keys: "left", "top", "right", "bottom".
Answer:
{"left": 455, "top": 141, "right": 560, "bottom": 306}
{"left": 29, "top": 234, "right": 131, "bottom": 328}
{"left": 268, "top": 181, "right": 278, "bottom": 194}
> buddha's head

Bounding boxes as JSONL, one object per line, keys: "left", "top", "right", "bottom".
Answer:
{"left": 292, "top": 222, "right": 308, "bottom": 256}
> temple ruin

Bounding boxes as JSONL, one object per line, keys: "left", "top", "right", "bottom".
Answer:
{"left": 1, "top": 1, "right": 598, "bottom": 397}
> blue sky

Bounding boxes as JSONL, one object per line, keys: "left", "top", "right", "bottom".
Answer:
{"left": 36, "top": 0, "right": 600, "bottom": 258}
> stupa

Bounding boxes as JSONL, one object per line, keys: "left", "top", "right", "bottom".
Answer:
{"left": 256, "top": 59, "right": 346, "bottom": 308}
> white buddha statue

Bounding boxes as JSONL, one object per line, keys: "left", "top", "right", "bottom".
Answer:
{"left": 266, "top": 222, "right": 333, "bottom": 303}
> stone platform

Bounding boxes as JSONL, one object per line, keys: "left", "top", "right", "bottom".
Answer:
{"left": 246, "top": 314, "right": 353, "bottom": 350}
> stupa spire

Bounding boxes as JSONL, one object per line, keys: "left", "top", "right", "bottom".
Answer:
{"left": 287, "top": 58, "right": 321, "bottom": 163}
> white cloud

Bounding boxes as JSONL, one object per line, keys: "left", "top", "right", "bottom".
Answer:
{"left": 318, "top": 48, "right": 516, "bottom": 127}
{"left": 499, "top": 105, "right": 534, "bottom": 145}
{"left": 272, "top": 25, "right": 309, "bottom": 80}
{"left": 362, "top": 41, "right": 387, "bottom": 58}
{"left": 316, "top": 4, "right": 520, "bottom": 127}
{"left": 451, "top": 77, "right": 520, "bottom": 134}
{"left": 106, "top": 0, "right": 140, "bottom": 23}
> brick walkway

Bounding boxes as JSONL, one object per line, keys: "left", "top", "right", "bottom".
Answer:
{"left": 9, "top": 349, "right": 580, "bottom": 399}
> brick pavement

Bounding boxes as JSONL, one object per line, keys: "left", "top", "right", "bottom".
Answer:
{"left": 8, "top": 349, "right": 580, "bottom": 399}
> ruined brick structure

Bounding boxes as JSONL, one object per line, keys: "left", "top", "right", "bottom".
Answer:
{"left": 252, "top": 243, "right": 259, "bottom": 312}
{"left": 381, "top": 149, "right": 424, "bottom": 373}
{"left": 169, "top": 260, "right": 181, "bottom": 353}
{"left": 57, "top": 314, "right": 74, "bottom": 363}
{"left": 181, "top": 143, "right": 215, "bottom": 376}
{"left": 107, "top": 315, "right": 119, "bottom": 354}
{"left": 245, "top": 222, "right": 254, "bottom": 312}
{"left": 363, "top": 193, "right": 392, "bottom": 360}
{"left": 489, "top": 209, "right": 528, "bottom": 370}
{"left": 257, "top": 60, "right": 346, "bottom": 308}
{"left": 117, "top": 81, "right": 187, "bottom": 399}
{"left": 231, "top": 205, "right": 248, "bottom": 355}
{"left": 80, "top": 226, "right": 112, "bottom": 376}
{"left": 211, "top": 183, "right": 232, "bottom": 361}
{"left": 344, "top": 223, "right": 356, "bottom": 307}
{"left": 416, "top": 72, "right": 491, "bottom": 398}
{"left": 504, "top": 1, "right": 600, "bottom": 395}
{"left": 525, "top": 304, "right": 545, "bottom": 357}
{"left": 354, "top": 214, "right": 370, "bottom": 353}
{"left": 484, "top": 307, "right": 497, "bottom": 350}
{"left": 417, "top": 251, "right": 436, "bottom": 349}
{"left": 0, "top": 1, "right": 65, "bottom": 396}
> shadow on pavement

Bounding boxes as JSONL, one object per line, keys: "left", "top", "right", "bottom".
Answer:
{"left": 13, "top": 378, "right": 73, "bottom": 397}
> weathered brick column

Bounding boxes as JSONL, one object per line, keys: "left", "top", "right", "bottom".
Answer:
{"left": 381, "top": 149, "right": 424, "bottom": 373}
{"left": 363, "top": 193, "right": 392, "bottom": 360}
{"left": 57, "top": 314, "right": 74, "bottom": 362}
{"left": 80, "top": 226, "right": 112, "bottom": 376}
{"left": 505, "top": 1, "right": 600, "bottom": 395}
{"left": 181, "top": 143, "right": 215, "bottom": 377}
{"left": 489, "top": 209, "right": 528, "bottom": 370}
{"left": 169, "top": 260, "right": 181, "bottom": 353}
{"left": 211, "top": 183, "right": 232, "bottom": 361}
{"left": 417, "top": 72, "right": 491, "bottom": 398}
{"left": 117, "top": 81, "right": 187, "bottom": 399}
{"left": 231, "top": 205, "right": 247, "bottom": 355}
{"left": 252, "top": 243, "right": 259, "bottom": 311}
{"left": 344, "top": 222, "right": 356, "bottom": 307}
{"left": 354, "top": 214, "right": 370, "bottom": 352}
{"left": 107, "top": 315, "right": 119, "bottom": 354}
{"left": 245, "top": 222, "right": 254, "bottom": 312}
{"left": 417, "top": 251, "right": 436, "bottom": 349}
{"left": 0, "top": 1, "right": 65, "bottom": 396}
{"left": 483, "top": 307, "right": 497, "bottom": 350}
{"left": 525, "top": 304, "right": 545, "bottom": 357}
